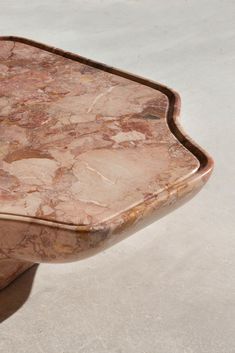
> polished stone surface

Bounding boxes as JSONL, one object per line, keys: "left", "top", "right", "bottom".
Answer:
{"left": 0, "top": 1, "right": 234, "bottom": 353}
{"left": 0, "top": 37, "right": 212, "bottom": 289}
{"left": 0, "top": 40, "right": 199, "bottom": 226}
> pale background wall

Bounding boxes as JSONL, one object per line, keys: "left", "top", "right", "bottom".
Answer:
{"left": 0, "top": 1, "right": 234, "bottom": 352}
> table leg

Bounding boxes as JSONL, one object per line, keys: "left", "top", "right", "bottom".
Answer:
{"left": 0, "top": 258, "right": 34, "bottom": 290}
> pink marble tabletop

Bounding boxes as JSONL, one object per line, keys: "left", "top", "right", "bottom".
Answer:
{"left": 0, "top": 38, "right": 207, "bottom": 228}
{"left": 0, "top": 37, "right": 213, "bottom": 290}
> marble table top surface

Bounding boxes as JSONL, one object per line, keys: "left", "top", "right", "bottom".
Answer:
{"left": 0, "top": 38, "right": 204, "bottom": 228}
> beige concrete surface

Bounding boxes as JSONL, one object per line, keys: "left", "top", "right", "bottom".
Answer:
{"left": 0, "top": 1, "right": 234, "bottom": 352}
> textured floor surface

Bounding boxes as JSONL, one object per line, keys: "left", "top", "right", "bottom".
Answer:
{"left": 0, "top": 1, "right": 234, "bottom": 352}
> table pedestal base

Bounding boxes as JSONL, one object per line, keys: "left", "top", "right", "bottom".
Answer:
{"left": 0, "top": 259, "right": 34, "bottom": 290}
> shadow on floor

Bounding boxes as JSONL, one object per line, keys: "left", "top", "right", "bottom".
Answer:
{"left": 0, "top": 264, "right": 38, "bottom": 323}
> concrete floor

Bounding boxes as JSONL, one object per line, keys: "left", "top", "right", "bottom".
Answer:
{"left": 0, "top": 1, "right": 234, "bottom": 352}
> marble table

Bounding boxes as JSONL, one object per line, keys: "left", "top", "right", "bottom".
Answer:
{"left": 0, "top": 36, "right": 213, "bottom": 290}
